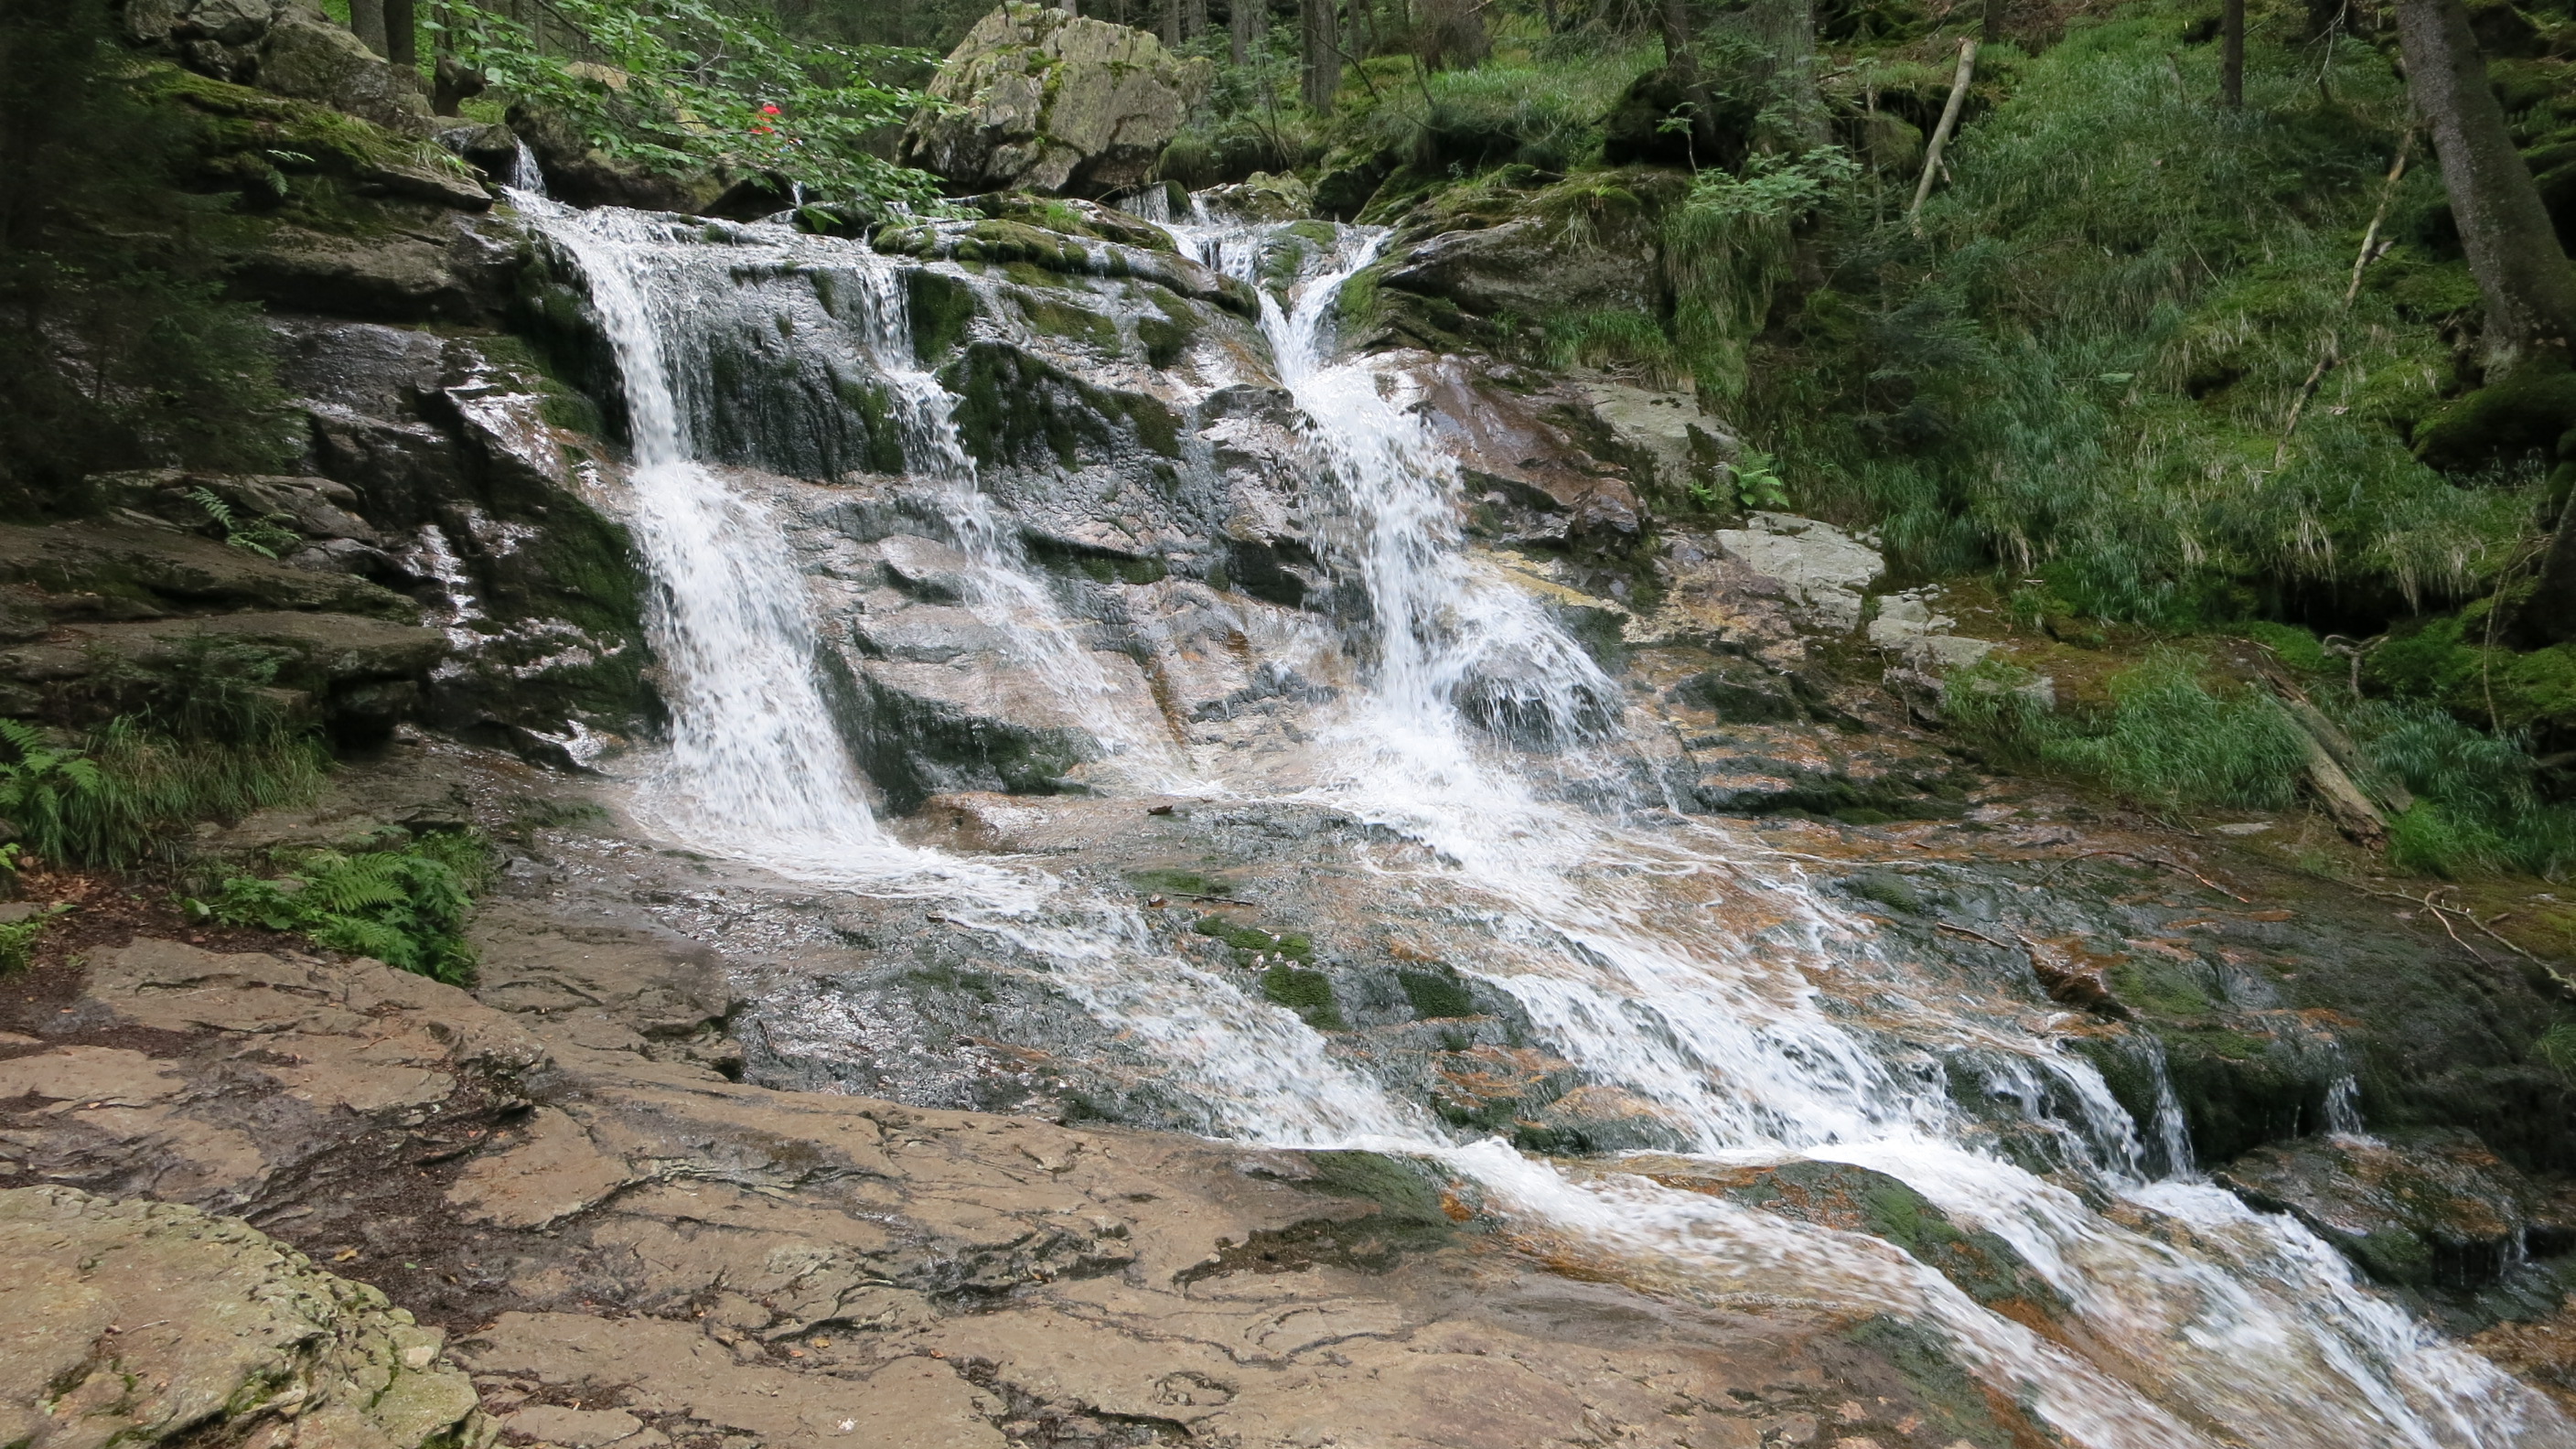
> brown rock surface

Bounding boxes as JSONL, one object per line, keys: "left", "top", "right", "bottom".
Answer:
{"left": 0, "top": 931, "right": 2040, "bottom": 1449}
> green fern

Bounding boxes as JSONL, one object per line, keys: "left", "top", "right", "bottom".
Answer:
{"left": 205, "top": 832, "right": 491, "bottom": 983}
{"left": 186, "top": 485, "right": 301, "bottom": 559}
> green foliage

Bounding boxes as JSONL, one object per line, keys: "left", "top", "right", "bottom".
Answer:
{"left": 1947, "top": 652, "right": 2309, "bottom": 812}
{"left": 1754, "top": 13, "right": 2504, "bottom": 625}
{"left": 2242, "top": 620, "right": 2329, "bottom": 674}
{"left": 0, "top": 903, "right": 68, "bottom": 974}
{"left": 0, "top": 710, "right": 324, "bottom": 869}
{"left": 186, "top": 487, "right": 302, "bottom": 560}
{"left": 1541, "top": 309, "right": 1680, "bottom": 383}
{"left": 1397, "top": 968, "right": 1479, "bottom": 1019}
{"left": 2536, "top": 1020, "right": 2576, "bottom": 1080}
{"left": 434, "top": 0, "right": 938, "bottom": 204}
{"left": 201, "top": 832, "right": 492, "bottom": 983}
{"left": 2342, "top": 699, "right": 2576, "bottom": 878}
{"left": 1668, "top": 148, "right": 1856, "bottom": 401}
{"left": 0, "top": 1, "right": 290, "bottom": 507}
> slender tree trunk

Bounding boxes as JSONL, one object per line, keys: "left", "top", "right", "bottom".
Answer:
{"left": 1301, "top": 0, "right": 1339, "bottom": 110}
{"left": 1185, "top": 0, "right": 1207, "bottom": 40}
{"left": 2220, "top": 0, "right": 2244, "bottom": 106}
{"left": 1161, "top": 0, "right": 1180, "bottom": 46}
{"left": 2398, "top": 0, "right": 2576, "bottom": 360}
{"left": 1980, "top": 0, "right": 2002, "bottom": 44}
{"left": 349, "top": 0, "right": 388, "bottom": 58}
{"left": 2400, "top": 0, "right": 2576, "bottom": 639}
{"left": 384, "top": 0, "right": 415, "bottom": 68}
{"left": 1659, "top": 0, "right": 1719, "bottom": 161}
{"left": 1230, "top": 0, "right": 1254, "bottom": 62}
{"left": 1908, "top": 38, "right": 1978, "bottom": 228}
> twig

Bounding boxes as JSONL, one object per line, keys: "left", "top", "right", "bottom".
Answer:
{"left": 1908, "top": 38, "right": 1980, "bottom": 231}
{"left": 2422, "top": 888, "right": 2490, "bottom": 963}
{"left": 2036, "top": 849, "right": 2251, "bottom": 902}
{"left": 2348, "top": 882, "right": 2576, "bottom": 988}
{"left": 2278, "top": 131, "right": 2412, "bottom": 461}
{"left": 1934, "top": 920, "right": 2019, "bottom": 951}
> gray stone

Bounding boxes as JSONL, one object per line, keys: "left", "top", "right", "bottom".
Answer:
{"left": 1382, "top": 216, "right": 1660, "bottom": 322}
{"left": 1710, "top": 513, "right": 1883, "bottom": 632}
{"left": 899, "top": 3, "right": 1212, "bottom": 197}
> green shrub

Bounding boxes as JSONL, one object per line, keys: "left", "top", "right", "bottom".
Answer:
{"left": 201, "top": 832, "right": 492, "bottom": 984}
{"left": 0, "top": 902, "right": 68, "bottom": 973}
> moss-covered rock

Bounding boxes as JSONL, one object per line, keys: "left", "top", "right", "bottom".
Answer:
{"left": 2412, "top": 354, "right": 2576, "bottom": 473}
{"left": 898, "top": 3, "right": 1212, "bottom": 198}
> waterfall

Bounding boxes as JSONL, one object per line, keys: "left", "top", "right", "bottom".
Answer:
{"left": 514, "top": 189, "right": 2571, "bottom": 1449}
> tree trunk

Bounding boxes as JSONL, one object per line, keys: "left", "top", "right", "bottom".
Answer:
{"left": 1659, "top": 0, "right": 1720, "bottom": 162}
{"left": 1161, "top": 0, "right": 1180, "bottom": 47}
{"left": 384, "top": 0, "right": 415, "bottom": 69}
{"left": 1301, "top": 0, "right": 1339, "bottom": 109}
{"left": 1908, "top": 38, "right": 1978, "bottom": 228}
{"left": 1229, "top": 0, "right": 1254, "bottom": 61}
{"left": 1980, "top": 0, "right": 2002, "bottom": 45}
{"left": 2397, "top": 0, "right": 2576, "bottom": 360}
{"left": 349, "top": 0, "right": 388, "bottom": 58}
{"left": 2220, "top": 0, "right": 2244, "bottom": 106}
{"left": 1185, "top": 0, "right": 1207, "bottom": 41}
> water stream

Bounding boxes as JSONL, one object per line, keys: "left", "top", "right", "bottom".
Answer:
{"left": 515, "top": 190, "right": 2572, "bottom": 1448}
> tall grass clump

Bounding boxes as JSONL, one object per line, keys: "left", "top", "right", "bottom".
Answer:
{"left": 202, "top": 832, "right": 493, "bottom": 984}
{"left": 2342, "top": 700, "right": 2576, "bottom": 878}
{"left": 1948, "top": 652, "right": 2309, "bottom": 811}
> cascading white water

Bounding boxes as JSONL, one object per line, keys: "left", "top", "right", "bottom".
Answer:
{"left": 517, "top": 187, "right": 2569, "bottom": 1449}
{"left": 1157, "top": 204, "right": 2571, "bottom": 1448}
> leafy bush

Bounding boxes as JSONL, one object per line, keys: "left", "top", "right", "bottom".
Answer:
{"left": 0, "top": 902, "right": 70, "bottom": 973}
{"left": 1947, "top": 652, "right": 2309, "bottom": 812}
{"left": 435, "top": 0, "right": 936, "bottom": 204}
{"left": 201, "top": 832, "right": 492, "bottom": 983}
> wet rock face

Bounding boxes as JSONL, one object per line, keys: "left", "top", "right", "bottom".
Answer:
{"left": 0, "top": 1186, "right": 487, "bottom": 1449}
{"left": 2218, "top": 1130, "right": 2569, "bottom": 1290}
{"left": 899, "top": 3, "right": 1212, "bottom": 198}
{"left": 271, "top": 317, "right": 657, "bottom": 762}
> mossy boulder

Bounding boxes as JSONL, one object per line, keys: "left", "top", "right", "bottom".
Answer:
{"left": 2411, "top": 354, "right": 2576, "bottom": 474}
{"left": 899, "top": 3, "right": 1212, "bottom": 198}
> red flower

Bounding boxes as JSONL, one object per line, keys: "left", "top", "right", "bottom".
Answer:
{"left": 760, "top": 103, "right": 780, "bottom": 114}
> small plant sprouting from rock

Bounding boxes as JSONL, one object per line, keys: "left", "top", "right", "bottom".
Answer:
{"left": 0, "top": 900, "right": 70, "bottom": 974}
{"left": 191, "top": 831, "right": 494, "bottom": 984}
{"left": 2534, "top": 1021, "right": 2576, "bottom": 1082}
{"left": 186, "top": 486, "right": 302, "bottom": 559}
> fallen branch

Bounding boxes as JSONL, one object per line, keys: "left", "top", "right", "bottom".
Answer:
{"left": 2277, "top": 133, "right": 2412, "bottom": 460}
{"left": 1908, "top": 38, "right": 1980, "bottom": 231}
{"left": 2036, "top": 849, "right": 2251, "bottom": 902}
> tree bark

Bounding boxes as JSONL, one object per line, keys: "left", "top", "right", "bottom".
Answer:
{"left": 1980, "top": 0, "right": 2002, "bottom": 45}
{"left": 1161, "top": 0, "right": 1180, "bottom": 47}
{"left": 2220, "top": 0, "right": 2243, "bottom": 106}
{"left": 384, "top": 0, "right": 415, "bottom": 69}
{"left": 1301, "top": 0, "right": 1339, "bottom": 109}
{"left": 349, "top": 0, "right": 388, "bottom": 59}
{"left": 2397, "top": 0, "right": 2576, "bottom": 360}
{"left": 1185, "top": 0, "right": 1208, "bottom": 41}
{"left": 1230, "top": 0, "right": 1254, "bottom": 61}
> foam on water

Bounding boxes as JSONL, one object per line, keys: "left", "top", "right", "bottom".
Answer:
{"left": 516, "top": 188, "right": 2571, "bottom": 1448}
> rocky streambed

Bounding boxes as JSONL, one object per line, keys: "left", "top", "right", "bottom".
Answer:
{"left": 7, "top": 17, "right": 2576, "bottom": 1443}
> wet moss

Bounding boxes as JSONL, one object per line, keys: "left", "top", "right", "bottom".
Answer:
{"left": 905, "top": 270, "right": 978, "bottom": 364}
{"left": 2413, "top": 353, "right": 2576, "bottom": 473}
{"left": 1196, "top": 915, "right": 1314, "bottom": 961}
{"left": 1840, "top": 1317, "right": 2027, "bottom": 1449}
{"left": 1261, "top": 963, "right": 1346, "bottom": 1029}
{"left": 1176, "top": 1150, "right": 1460, "bottom": 1282}
{"left": 1136, "top": 316, "right": 1189, "bottom": 367}
{"left": 1013, "top": 290, "right": 1120, "bottom": 352}
{"left": 1397, "top": 968, "right": 1479, "bottom": 1020}
{"left": 1127, "top": 866, "right": 1240, "bottom": 898}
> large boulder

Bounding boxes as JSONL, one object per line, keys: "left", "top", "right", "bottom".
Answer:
{"left": 120, "top": 0, "right": 435, "bottom": 135}
{"left": 0, "top": 1186, "right": 488, "bottom": 1449}
{"left": 899, "top": 2, "right": 1211, "bottom": 198}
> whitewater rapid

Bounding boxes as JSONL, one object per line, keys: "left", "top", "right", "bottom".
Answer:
{"left": 515, "top": 188, "right": 2572, "bottom": 1448}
